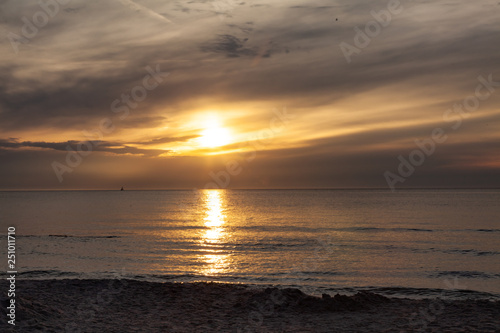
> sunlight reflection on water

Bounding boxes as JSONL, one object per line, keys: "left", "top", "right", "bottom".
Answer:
{"left": 199, "top": 190, "right": 230, "bottom": 276}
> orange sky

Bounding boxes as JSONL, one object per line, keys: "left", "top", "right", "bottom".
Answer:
{"left": 0, "top": 0, "right": 499, "bottom": 190}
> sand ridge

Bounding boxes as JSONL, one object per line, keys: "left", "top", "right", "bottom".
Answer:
{"left": 1, "top": 279, "right": 499, "bottom": 332}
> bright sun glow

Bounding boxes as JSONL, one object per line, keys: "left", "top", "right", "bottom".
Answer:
{"left": 198, "top": 118, "right": 231, "bottom": 148}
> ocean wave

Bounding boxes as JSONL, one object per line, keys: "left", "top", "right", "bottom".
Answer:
{"left": 354, "top": 286, "right": 500, "bottom": 300}
{"left": 296, "top": 271, "right": 346, "bottom": 276}
{"left": 473, "top": 229, "right": 500, "bottom": 233}
{"left": 428, "top": 271, "right": 500, "bottom": 279}
{"left": 11, "top": 272, "right": 500, "bottom": 301}
{"left": 448, "top": 229, "right": 500, "bottom": 233}
{"left": 132, "top": 225, "right": 208, "bottom": 231}
{"left": 16, "top": 270, "right": 77, "bottom": 278}
{"left": 443, "top": 249, "right": 500, "bottom": 256}
{"left": 15, "top": 234, "right": 121, "bottom": 239}
{"left": 343, "top": 227, "right": 435, "bottom": 232}
{"left": 49, "top": 235, "right": 120, "bottom": 238}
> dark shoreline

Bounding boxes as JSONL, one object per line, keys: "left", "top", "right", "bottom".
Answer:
{"left": 1, "top": 279, "right": 499, "bottom": 332}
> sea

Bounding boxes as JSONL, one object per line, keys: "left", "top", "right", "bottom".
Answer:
{"left": 1, "top": 189, "right": 499, "bottom": 300}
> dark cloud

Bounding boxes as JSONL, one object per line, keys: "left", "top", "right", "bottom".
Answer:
{"left": 0, "top": 138, "right": 170, "bottom": 157}
{"left": 1, "top": 1, "right": 498, "bottom": 131}
{"left": 1, "top": 134, "right": 499, "bottom": 190}
{"left": 201, "top": 34, "right": 256, "bottom": 57}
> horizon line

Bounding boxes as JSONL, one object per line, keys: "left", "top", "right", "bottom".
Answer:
{"left": 1, "top": 187, "right": 500, "bottom": 192}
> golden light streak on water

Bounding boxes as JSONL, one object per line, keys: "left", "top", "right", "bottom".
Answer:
{"left": 199, "top": 190, "right": 230, "bottom": 276}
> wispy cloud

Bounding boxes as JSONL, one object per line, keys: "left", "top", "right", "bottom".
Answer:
{"left": 116, "top": 0, "right": 175, "bottom": 24}
{"left": 0, "top": 136, "right": 198, "bottom": 157}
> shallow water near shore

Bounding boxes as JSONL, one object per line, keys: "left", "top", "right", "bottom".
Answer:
{"left": 1, "top": 189, "right": 499, "bottom": 300}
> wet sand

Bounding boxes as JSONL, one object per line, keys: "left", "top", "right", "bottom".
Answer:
{"left": 1, "top": 279, "right": 499, "bottom": 332}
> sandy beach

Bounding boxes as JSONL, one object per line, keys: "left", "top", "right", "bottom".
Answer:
{"left": 1, "top": 279, "right": 499, "bottom": 332}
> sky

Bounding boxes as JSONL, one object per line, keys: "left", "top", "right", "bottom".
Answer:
{"left": 0, "top": 0, "right": 499, "bottom": 190}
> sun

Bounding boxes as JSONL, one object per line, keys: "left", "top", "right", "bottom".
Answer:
{"left": 198, "top": 118, "right": 232, "bottom": 148}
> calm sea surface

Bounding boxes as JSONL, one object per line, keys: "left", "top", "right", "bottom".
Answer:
{"left": 1, "top": 189, "right": 499, "bottom": 299}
